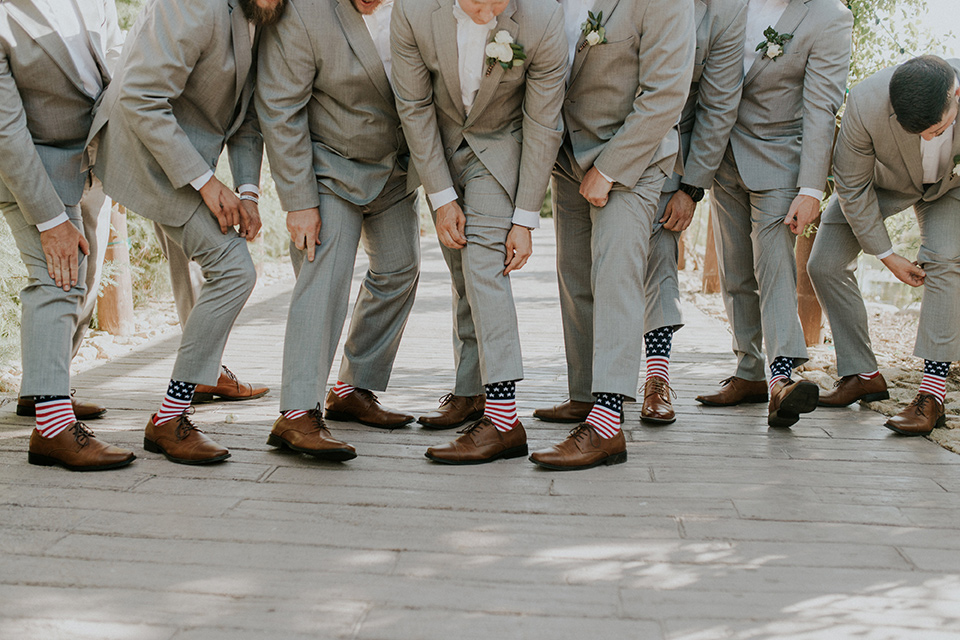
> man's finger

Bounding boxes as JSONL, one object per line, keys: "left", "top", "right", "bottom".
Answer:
{"left": 68, "top": 251, "right": 79, "bottom": 287}
{"left": 78, "top": 234, "right": 90, "bottom": 256}
{"left": 306, "top": 235, "right": 316, "bottom": 262}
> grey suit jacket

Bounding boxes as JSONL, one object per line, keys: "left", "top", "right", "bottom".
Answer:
{"left": 391, "top": 0, "right": 567, "bottom": 214}
{"left": 257, "top": 0, "right": 416, "bottom": 212}
{"left": 832, "top": 59, "right": 960, "bottom": 256}
{"left": 730, "top": 0, "right": 852, "bottom": 192}
{"left": 563, "top": 0, "right": 696, "bottom": 188}
{"left": 667, "top": 0, "right": 747, "bottom": 192}
{"left": 0, "top": 0, "right": 119, "bottom": 225}
{"left": 91, "top": 0, "right": 263, "bottom": 226}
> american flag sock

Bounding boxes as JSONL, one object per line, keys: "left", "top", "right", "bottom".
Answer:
{"left": 918, "top": 360, "right": 949, "bottom": 403}
{"left": 484, "top": 380, "right": 517, "bottom": 432}
{"left": 586, "top": 392, "right": 623, "bottom": 439}
{"left": 769, "top": 356, "right": 793, "bottom": 393}
{"left": 282, "top": 409, "right": 308, "bottom": 420}
{"left": 155, "top": 380, "right": 197, "bottom": 426}
{"left": 858, "top": 370, "right": 880, "bottom": 380}
{"left": 35, "top": 395, "right": 76, "bottom": 438}
{"left": 331, "top": 381, "right": 355, "bottom": 398}
{"left": 644, "top": 326, "right": 673, "bottom": 384}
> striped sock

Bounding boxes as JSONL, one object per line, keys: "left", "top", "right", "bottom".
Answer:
{"left": 918, "top": 360, "right": 949, "bottom": 403}
{"left": 155, "top": 380, "right": 197, "bottom": 426}
{"left": 331, "top": 381, "right": 355, "bottom": 398}
{"left": 769, "top": 356, "right": 793, "bottom": 392}
{"left": 586, "top": 392, "right": 622, "bottom": 439}
{"left": 282, "top": 409, "right": 308, "bottom": 420}
{"left": 644, "top": 326, "right": 673, "bottom": 384}
{"left": 858, "top": 370, "right": 880, "bottom": 380}
{"left": 35, "top": 396, "right": 76, "bottom": 438}
{"left": 484, "top": 380, "right": 517, "bottom": 432}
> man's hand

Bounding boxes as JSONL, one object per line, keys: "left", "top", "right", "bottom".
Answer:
{"left": 198, "top": 176, "right": 243, "bottom": 234}
{"left": 661, "top": 190, "right": 697, "bottom": 231}
{"left": 287, "top": 207, "right": 322, "bottom": 262}
{"left": 504, "top": 224, "right": 532, "bottom": 275}
{"left": 881, "top": 253, "right": 926, "bottom": 287}
{"left": 436, "top": 201, "right": 467, "bottom": 249}
{"left": 40, "top": 220, "right": 90, "bottom": 291}
{"left": 238, "top": 199, "right": 262, "bottom": 241}
{"left": 580, "top": 166, "right": 613, "bottom": 207}
{"left": 783, "top": 194, "right": 821, "bottom": 235}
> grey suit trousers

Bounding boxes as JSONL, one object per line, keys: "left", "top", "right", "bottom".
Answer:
{"left": 435, "top": 145, "right": 524, "bottom": 394}
{"left": 809, "top": 192, "right": 960, "bottom": 373}
{"left": 156, "top": 206, "right": 257, "bottom": 385}
{"left": 280, "top": 183, "right": 420, "bottom": 411}
{"left": 712, "top": 146, "right": 808, "bottom": 380}
{"left": 72, "top": 178, "right": 110, "bottom": 358}
{"left": 554, "top": 150, "right": 666, "bottom": 402}
{"left": 154, "top": 222, "right": 204, "bottom": 328}
{"left": 643, "top": 189, "right": 685, "bottom": 334}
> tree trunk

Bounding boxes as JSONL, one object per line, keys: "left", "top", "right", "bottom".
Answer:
{"left": 701, "top": 202, "right": 721, "bottom": 294}
{"left": 796, "top": 219, "right": 823, "bottom": 347}
{"left": 97, "top": 203, "right": 135, "bottom": 336}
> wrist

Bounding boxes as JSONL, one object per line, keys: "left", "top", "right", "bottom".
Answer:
{"left": 678, "top": 183, "right": 704, "bottom": 203}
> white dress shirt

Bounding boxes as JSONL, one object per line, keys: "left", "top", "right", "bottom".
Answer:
{"left": 562, "top": 0, "right": 594, "bottom": 79}
{"left": 362, "top": 0, "right": 394, "bottom": 85}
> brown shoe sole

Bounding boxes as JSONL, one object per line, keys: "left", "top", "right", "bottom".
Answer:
{"left": 640, "top": 413, "right": 676, "bottom": 425}
{"left": 17, "top": 405, "right": 107, "bottom": 420}
{"left": 818, "top": 390, "right": 890, "bottom": 408}
{"left": 529, "top": 450, "right": 627, "bottom": 471}
{"left": 28, "top": 451, "right": 135, "bottom": 472}
{"left": 417, "top": 409, "right": 484, "bottom": 430}
{"left": 884, "top": 413, "right": 946, "bottom": 437}
{"left": 424, "top": 444, "right": 528, "bottom": 465}
{"left": 143, "top": 438, "right": 231, "bottom": 465}
{"left": 325, "top": 410, "right": 414, "bottom": 429}
{"left": 533, "top": 412, "right": 625, "bottom": 424}
{"left": 191, "top": 389, "right": 269, "bottom": 404}
{"left": 768, "top": 381, "right": 819, "bottom": 429}
{"left": 696, "top": 394, "right": 768, "bottom": 407}
{"left": 266, "top": 433, "right": 357, "bottom": 461}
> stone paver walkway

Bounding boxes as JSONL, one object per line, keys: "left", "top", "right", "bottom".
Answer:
{"left": 2, "top": 219, "right": 959, "bottom": 640}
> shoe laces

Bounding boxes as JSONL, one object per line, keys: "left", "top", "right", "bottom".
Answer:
{"left": 355, "top": 388, "right": 378, "bottom": 402}
{"left": 457, "top": 417, "right": 489, "bottom": 435}
{"left": 221, "top": 365, "right": 240, "bottom": 389}
{"left": 174, "top": 408, "right": 202, "bottom": 440}
{"left": 719, "top": 376, "right": 736, "bottom": 387}
{"left": 437, "top": 393, "right": 454, "bottom": 407}
{"left": 834, "top": 375, "right": 856, "bottom": 388}
{"left": 307, "top": 404, "right": 329, "bottom": 432}
{"left": 911, "top": 393, "right": 933, "bottom": 417}
{"left": 70, "top": 422, "right": 95, "bottom": 447}
{"left": 569, "top": 423, "right": 599, "bottom": 446}
{"left": 648, "top": 378, "right": 676, "bottom": 400}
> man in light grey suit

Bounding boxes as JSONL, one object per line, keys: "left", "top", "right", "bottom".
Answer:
{"left": 1, "top": 0, "right": 134, "bottom": 470}
{"left": 696, "top": 0, "right": 853, "bottom": 429}
{"left": 256, "top": 0, "right": 422, "bottom": 460}
{"left": 91, "top": 0, "right": 286, "bottom": 465}
{"left": 639, "top": 0, "right": 747, "bottom": 425}
{"left": 530, "top": 0, "right": 695, "bottom": 470}
{"left": 810, "top": 55, "right": 960, "bottom": 436}
{"left": 392, "top": 0, "right": 566, "bottom": 464}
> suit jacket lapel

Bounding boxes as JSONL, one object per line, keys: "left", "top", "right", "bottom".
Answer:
{"left": 433, "top": 0, "right": 465, "bottom": 121}
{"left": 568, "top": 0, "right": 621, "bottom": 89}
{"left": 5, "top": 0, "right": 87, "bottom": 95}
{"left": 73, "top": 0, "right": 111, "bottom": 86}
{"left": 230, "top": 0, "right": 252, "bottom": 103}
{"left": 695, "top": 0, "right": 707, "bottom": 30}
{"left": 889, "top": 112, "right": 924, "bottom": 190}
{"left": 744, "top": 0, "right": 810, "bottom": 88}
{"left": 336, "top": 0, "right": 394, "bottom": 105}
{"left": 464, "top": 1, "right": 518, "bottom": 126}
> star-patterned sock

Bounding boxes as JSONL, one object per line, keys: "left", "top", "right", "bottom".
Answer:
{"left": 35, "top": 395, "right": 76, "bottom": 438}
{"left": 586, "top": 392, "right": 622, "bottom": 439}
{"left": 331, "top": 381, "right": 355, "bottom": 398}
{"left": 858, "top": 370, "right": 880, "bottom": 381}
{"left": 155, "top": 380, "right": 197, "bottom": 426}
{"left": 644, "top": 326, "right": 673, "bottom": 384}
{"left": 918, "top": 360, "right": 950, "bottom": 403}
{"left": 282, "top": 409, "right": 308, "bottom": 420}
{"left": 769, "top": 356, "right": 793, "bottom": 392}
{"left": 484, "top": 381, "right": 517, "bottom": 432}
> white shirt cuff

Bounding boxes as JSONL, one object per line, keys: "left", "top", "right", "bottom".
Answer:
{"left": 798, "top": 187, "right": 824, "bottom": 201}
{"left": 428, "top": 187, "right": 458, "bottom": 210}
{"left": 596, "top": 168, "right": 614, "bottom": 184}
{"left": 36, "top": 212, "right": 70, "bottom": 232}
{"left": 236, "top": 183, "right": 259, "bottom": 196}
{"left": 874, "top": 248, "right": 895, "bottom": 260}
{"left": 190, "top": 170, "right": 215, "bottom": 191}
{"left": 511, "top": 208, "right": 540, "bottom": 229}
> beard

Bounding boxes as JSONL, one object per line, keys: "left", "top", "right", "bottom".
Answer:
{"left": 238, "top": 0, "right": 286, "bottom": 26}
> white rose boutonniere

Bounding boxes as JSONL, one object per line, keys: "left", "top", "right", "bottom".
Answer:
{"left": 578, "top": 10, "right": 607, "bottom": 52}
{"left": 485, "top": 30, "right": 526, "bottom": 76}
{"left": 756, "top": 26, "right": 793, "bottom": 61}
{"left": 953, "top": 154, "right": 960, "bottom": 178}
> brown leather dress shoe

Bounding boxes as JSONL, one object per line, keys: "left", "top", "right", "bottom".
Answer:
{"left": 144, "top": 411, "right": 230, "bottom": 464}
{"left": 640, "top": 377, "right": 675, "bottom": 424}
{"left": 28, "top": 422, "right": 135, "bottom": 471}
{"left": 696, "top": 376, "right": 768, "bottom": 406}
{"left": 533, "top": 399, "right": 625, "bottom": 424}
{"left": 885, "top": 393, "right": 946, "bottom": 436}
{"left": 268, "top": 407, "right": 357, "bottom": 461}
{"left": 819, "top": 373, "right": 890, "bottom": 407}
{"left": 17, "top": 395, "right": 107, "bottom": 420}
{"left": 192, "top": 365, "right": 269, "bottom": 403}
{"left": 418, "top": 393, "right": 484, "bottom": 430}
{"left": 768, "top": 379, "right": 819, "bottom": 428}
{"left": 529, "top": 423, "right": 627, "bottom": 471}
{"left": 324, "top": 388, "right": 413, "bottom": 428}
{"left": 425, "top": 417, "right": 527, "bottom": 464}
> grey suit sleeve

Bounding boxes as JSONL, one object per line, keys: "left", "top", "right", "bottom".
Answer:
{"left": 227, "top": 97, "right": 264, "bottom": 192}
{"left": 682, "top": 1, "right": 746, "bottom": 189}
{"left": 116, "top": 0, "right": 216, "bottom": 190}
{"left": 0, "top": 48, "right": 64, "bottom": 225}
{"left": 514, "top": 4, "right": 567, "bottom": 214}
{"left": 796, "top": 7, "right": 852, "bottom": 192}
{"left": 833, "top": 93, "right": 892, "bottom": 256}
{"left": 593, "top": 0, "right": 696, "bottom": 186}
{"left": 391, "top": 0, "right": 455, "bottom": 198}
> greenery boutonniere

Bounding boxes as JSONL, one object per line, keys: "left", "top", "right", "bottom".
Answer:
{"left": 485, "top": 30, "right": 525, "bottom": 76}
{"left": 953, "top": 154, "right": 960, "bottom": 178}
{"left": 578, "top": 10, "right": 607, "bottom": 52}
{"left": 756, "top": 26, "right": 794, "bottom": 61}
